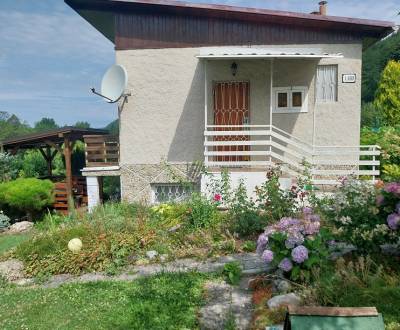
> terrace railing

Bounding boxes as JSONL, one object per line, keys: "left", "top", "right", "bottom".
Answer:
{"left": 84, "top": 135, "right": 119, "bottom": 167}
{"left": 204, "top": 125, "right": 380, "bottom": 184}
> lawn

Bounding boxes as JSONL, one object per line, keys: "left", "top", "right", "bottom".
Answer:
{"left": 0, "top": 272, "right": 211, "bottom": 330}
{"left": 0, "top": 233, "right": 29, "bottom": 256}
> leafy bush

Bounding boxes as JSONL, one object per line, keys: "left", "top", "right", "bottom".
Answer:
{"left": 377, "top": 182, "right": 400, "bottom": 236}
{"left": 222, "top": 261, "right": 242, "bottom": 285}
{"left": 256, "top": 168, "right": 298, "bottom": 222}
{"left": 229, "top": 179, "right": 266, "bottom": 237}
{"left": 242, "top": 240, "right": 257, "bottom": 252}
{"left": 0, "top": 211, "right": 10, "bottom": 230}
{"left": 0, "top": 153, "right": 21, "bottom": 183}
{"left": 0, "top": 178, "right": 54, "bottom": 220}
{"left": 256, "top": 208, "right": 330, "bottom": 282}
{"left": 185, "top": 193, "right": 219, "bottom": 229}
{"left": 322, "top": 178, "right": 394, "bottom": 253}
{"left": 361, "top": 126, "right": 400, "bottom": 182}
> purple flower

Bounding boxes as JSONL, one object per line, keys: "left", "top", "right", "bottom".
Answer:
{"left": 257, "top": 233, "right": 268, "bottom": 247}
{"left": 285, "top": 232, "right": 305, "bottom": 249}
{"left": 376, "top": 195, "right": 385, "bottom": 206}
{"left": 396, "top": 202, "right": 400, "bottom": 214}
{"left": 303, "top": 207, "right": 313, "bottom": 215}
{"left": 384, "top": 182, "right": 400, "bottom": 196}
{"left": 256, "top": 233, "right": 268, "bottom": 254}
{"left": 303, "top": 221, "right": 320, "bottom": 235}
{"left": 291, "top": 245, "right": 309, "bottom": 264}
{"left": 262, "top": 250, "right": 274, "bottom": 263}
{"left": 387, "top": 213, "right": 400, "bottom": 230}
{"left": 278, "top": 258, "right": 293, "bottom": 272}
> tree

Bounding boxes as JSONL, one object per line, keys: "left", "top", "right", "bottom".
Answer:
{"left": 74, "top": 121, "right": 91, "bottom": 129}
{"left": 34, "top": 118, "right": 59, "bottom": 132}
{"left": 374, "top": 60, "right": 400, "bottom": 126}
{"left": 362, "top": 31, "right": 400, "bottom": 103}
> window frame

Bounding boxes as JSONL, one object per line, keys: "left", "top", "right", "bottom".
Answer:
{"left": 272, "top": 86, "right": 308, "bottom": 114}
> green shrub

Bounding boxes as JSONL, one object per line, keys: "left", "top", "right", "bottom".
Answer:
{"left": 222, "top": 261, "right": 242, "bottom": 285}
{"left": 0, "top": 178, "right": 54, "bottom": 220}
{"left": 256, "top": 168, "right": 297, "bottom": 222}
{"left": 242, "top": 241, "right": 257, "bottom": 252}
{"left": 0, "top": 153, "right": 21, "bottom": 183}
{"left": 185, "top": 193, "right": 218, "bottom": 229}
{"left": 321, "top": 178, "right": 392, "bottom": 253}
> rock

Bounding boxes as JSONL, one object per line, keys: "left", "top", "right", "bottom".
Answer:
{"left": 267, "top": 293, "right": 301, "bottom": 309}
{"left": 9, "top": 221, "right": 34, "bottom": 234}
{"left": 168, "top": 224, "right": 181, "bottom": 233}
{"left": 272, "top": 279, "right": 291, "bottom": 294}
{"left": 13, "top": 278, "right": 34, "bottom": 286}
{"left": 146, "top": 250, "right": 158, "bottom": 260}
{"left": 0, "top": 259, "right": 25, "bottom": 281}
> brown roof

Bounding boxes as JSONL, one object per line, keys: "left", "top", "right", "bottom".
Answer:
{"left": 1, "top": 127, "right": 108, "bottom": 150}
{"left": 65, "top": 0, "right": 395, "bottom": 42}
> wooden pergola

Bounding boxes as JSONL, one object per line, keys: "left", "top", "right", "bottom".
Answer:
{"left": 0, "top": 127, "right": 108, "bottom": 205}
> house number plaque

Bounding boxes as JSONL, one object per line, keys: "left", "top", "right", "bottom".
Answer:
{"left": 342, "top": 74, "right": 356, "bottom": 83}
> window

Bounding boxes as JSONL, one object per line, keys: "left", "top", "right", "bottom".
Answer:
{"left": 273, "top": 87, "right": 308, "bottom": 113}
{"left": 316, "top": 65, "right": 338, "bottom": 102}
{"left": 151, "top": 183, "right": 196, "bottom": 204}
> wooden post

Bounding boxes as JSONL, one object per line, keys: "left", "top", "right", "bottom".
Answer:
{"left": 63, "top": 136, "right": 73, "bottom": 210}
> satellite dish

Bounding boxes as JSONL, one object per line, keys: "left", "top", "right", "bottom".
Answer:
{"left": 91, "top": 64, "right": 128, "bottom": 103}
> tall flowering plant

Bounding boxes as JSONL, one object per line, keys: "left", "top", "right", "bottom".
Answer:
{"left": 256, "top": 208, "right": 330, "bottom": 282}
{"left": 377, "top": 181, "right": 400, "bottom": 237}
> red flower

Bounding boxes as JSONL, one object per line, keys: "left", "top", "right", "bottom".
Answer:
{"left": 213, "top": 194, "right": 222, "bottom": 202}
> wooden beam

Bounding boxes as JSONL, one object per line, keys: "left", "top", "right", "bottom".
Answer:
{"left": 63, "top": 136, "right": 73, "bottom": 211}
{"left": 44, "top": 140, "right": 63, "bottom": 154}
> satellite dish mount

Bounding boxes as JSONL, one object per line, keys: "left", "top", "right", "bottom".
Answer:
{"left": 91, "top": 64, "right": 130, "bottom": 104}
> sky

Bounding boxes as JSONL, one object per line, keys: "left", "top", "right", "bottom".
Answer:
{"left": 0, "top": 0, "right": 398, "bottom": 128}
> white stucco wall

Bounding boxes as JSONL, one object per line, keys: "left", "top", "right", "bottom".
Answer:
{"left": 116, "top": 43, "right": 362, "bottom": 165}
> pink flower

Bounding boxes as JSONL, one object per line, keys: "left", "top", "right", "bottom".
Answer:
{"left": 213, "top": 194, "right": 222, "bottom": 202}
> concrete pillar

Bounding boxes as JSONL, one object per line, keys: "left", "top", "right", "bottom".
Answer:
{"left": 86, "top": 176, "right": 101, "bottom": 212}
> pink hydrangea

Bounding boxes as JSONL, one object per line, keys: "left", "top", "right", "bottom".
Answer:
{"left": 387, "top": 213, "right": 400, "bottom": 230}
{"left": 278, "top": 258, "right": 293, "bottom": 272}
{"left": 291, "top": 245, "right": 309, "bottom": 264}
{"left": 384, "top": 182, "right": 400, "bottom": 196}
{"left": 262, "top": 250, "right": 274, "bottom": 263}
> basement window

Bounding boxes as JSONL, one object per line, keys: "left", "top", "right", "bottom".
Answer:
{"left": 273, "top": 87, "right": 308, "bottom": 113}
{"left": 151, "top": 183, "right": 196, "bottom": 204}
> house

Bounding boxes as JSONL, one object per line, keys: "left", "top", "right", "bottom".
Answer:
{"left": 66, "top": 0, "right": 395, "bottom": 207}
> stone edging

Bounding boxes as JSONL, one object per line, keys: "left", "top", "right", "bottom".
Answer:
{"left": 5, "top": 253, "right": 269, "bottom": 288}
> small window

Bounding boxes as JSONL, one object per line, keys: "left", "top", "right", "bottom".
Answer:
{"left": 278, "top": 92, "right": 288, "bottom": 108}
{"left": 316, "top": 65, "right": 338, "bottom": 102}
{"left": 292, "top": 92, "right": 303, "bottom": 107}
{"left": 151, "top": 183, "right": 196, "bottom": 204}
{"left": 273, "top": 87, "right": 308, "bottom": 113}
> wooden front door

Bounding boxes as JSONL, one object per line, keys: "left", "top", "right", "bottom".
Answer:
{"left": 213, "top": 81, "right": 250, "bottom": 163}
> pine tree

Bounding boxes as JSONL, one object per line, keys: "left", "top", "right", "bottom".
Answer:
{"left": 374, "top": 60, "right": 400, "bottom": 126}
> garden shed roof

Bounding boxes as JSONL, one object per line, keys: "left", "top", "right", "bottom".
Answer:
{"left": 0, "top": 127, "right": 108, "bottom": 151}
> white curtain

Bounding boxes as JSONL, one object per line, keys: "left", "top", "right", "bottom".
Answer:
{"left": 316, "top": 65, "right": 338, "bottom": 102}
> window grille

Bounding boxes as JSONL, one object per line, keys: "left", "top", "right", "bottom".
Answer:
{"left": 316, "top": 65, "right": 338, "bottom": 102}
{"left": 151, "top": 184, "right": 195, "bottom": 204}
